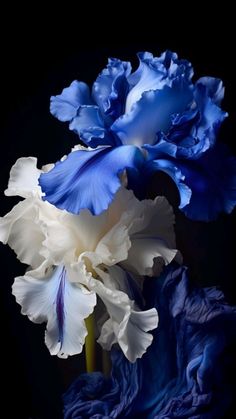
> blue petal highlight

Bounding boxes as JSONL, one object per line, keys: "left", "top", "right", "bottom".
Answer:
{"left": 39, "top": 145, "right": 145, "bottom": 215}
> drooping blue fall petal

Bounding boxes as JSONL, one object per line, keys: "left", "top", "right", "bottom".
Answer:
{"left": 50, "top": 80, "right": 92, "bottom": 122}
{"left": 39, "top": 145, "right": 145, "bottom": 215}
{"left": 63, "top": 264, "right": 236, "bottom": 418}
{"left": 144, "top": 140, "right": 236, "bottom": 220}
{"left": 145, "top": 157, "right": 192, "bottom": 209}
{"left": 175, "top": 143, "right": 236, "bottom": 221}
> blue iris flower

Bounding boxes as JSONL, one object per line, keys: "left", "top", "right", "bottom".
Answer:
{"left": 39, "top": 51, "right": 236, "bottom": 221}
{"left": 63, "top": 264, "right": 236, "bottom": 418}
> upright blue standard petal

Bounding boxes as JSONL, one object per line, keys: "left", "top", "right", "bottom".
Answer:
{"left": 112, "top": 81, "right": 193, "bottom": 147}
{"left": 92, "top": 58, "right": 131, "bottom": 122}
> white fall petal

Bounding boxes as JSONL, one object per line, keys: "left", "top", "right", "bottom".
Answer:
{"left": 12, "top": 265, "right": 96, "bottom": 358}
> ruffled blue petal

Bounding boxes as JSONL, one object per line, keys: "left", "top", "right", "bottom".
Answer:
{"left": 69, "top": 105, "right": 117, "bottom": 147}
{"left": 156, "top": 50, "right": 193, "bottom": 81}
{"left": 112, "top": 81, "right": 193, "bottom": 147}
{"left": 39, "top": 145, "right": 145, "bottom": 215}
{"left": 126, "top": 53, "right": 166, "bottom": 113}
{"left": 146, "top": 143, "right": 236, "bottom": 220}
{"left": 193, "top": 80, "right": 228, "bottom": 150}
{"left": 168, "top": 108, "right": 207, "bottom": 158}
{"left": 176, "top": 143, "right": 236, "bottom": 221}
{"left": 144, "top": 77, "right": 227, "bottom": 162}
{"left": 126, "top": 51, "right": 193, "bottom": 113}
{"left": 63, "top": 350, "right": 139, "bottom": 418}
{"left": 144, "top": 137, "right": 178, "bottom": 160}
{"left": 92, "top": 58, "right": 131, "bottom": 122}
{"left": 196, "top": 76, "right": 225, "bottom": 105}
{"left": 50, "top": 80, "right": 92, "bottom": 122}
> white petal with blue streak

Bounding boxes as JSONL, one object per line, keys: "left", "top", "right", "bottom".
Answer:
{"left": 12, "top": 265, "right": 96, "bottom": 358}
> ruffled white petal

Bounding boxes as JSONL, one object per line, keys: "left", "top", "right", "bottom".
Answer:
{"left": 90, "top": 265, "right": 158, "bottom": 362}
{"left": 5, "top": 157, "right": 42, "bottom": 198}
{"left": 0, "top": 198, "right": 45, "bottom": 268}
{"left": 93, "top": 267, "right": 158, "bottom": 362}
{"left": 121, "top": 195, "right": 180, "bottom": 275}
{"left": 12, "top": 265, "right": 96, "bottom": 358}
{"left": 0, "top": 194, "right": 63, "bottom": 268}
{"left": 42, "top": 188, "right": 134, "bottom": 267}
{"left": 41, "top": 188, "right": 179, "bottom": 277}
{"left": 127, "top": 195, "right": 176, "bottom": 242}
{"left": 95, "top": 223, "right": 131, "bottom": 266}
{"left": 42, "top": 209, "right": 107, "bottom": 265}
{"left": 122, "top": 237, "right": 178, "bottom": 276}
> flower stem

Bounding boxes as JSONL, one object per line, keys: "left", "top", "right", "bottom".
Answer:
{"left": 102, "top": 349, "right": 112, "bottom": 376}
{"left": 85, "top": 314, "right": 96, "bottom": 373}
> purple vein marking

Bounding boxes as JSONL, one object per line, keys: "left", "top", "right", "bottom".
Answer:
{"left": 56, "top": 267, "right": 66, "bottom": 347}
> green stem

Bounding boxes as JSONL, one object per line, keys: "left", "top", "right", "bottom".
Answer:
{"left": 85, "top": 314, "right": 96, "bottom": 373}
{"left": 102, "top": 349, "right": 112, "bottom": 376}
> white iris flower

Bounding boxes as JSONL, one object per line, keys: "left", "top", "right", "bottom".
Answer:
{"left": 0, "top": 157, "right": 180, "bottom": 362}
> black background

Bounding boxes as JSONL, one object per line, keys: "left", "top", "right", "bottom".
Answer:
{"left": 0, "top": 8, "right": 235, "bottom": 419}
